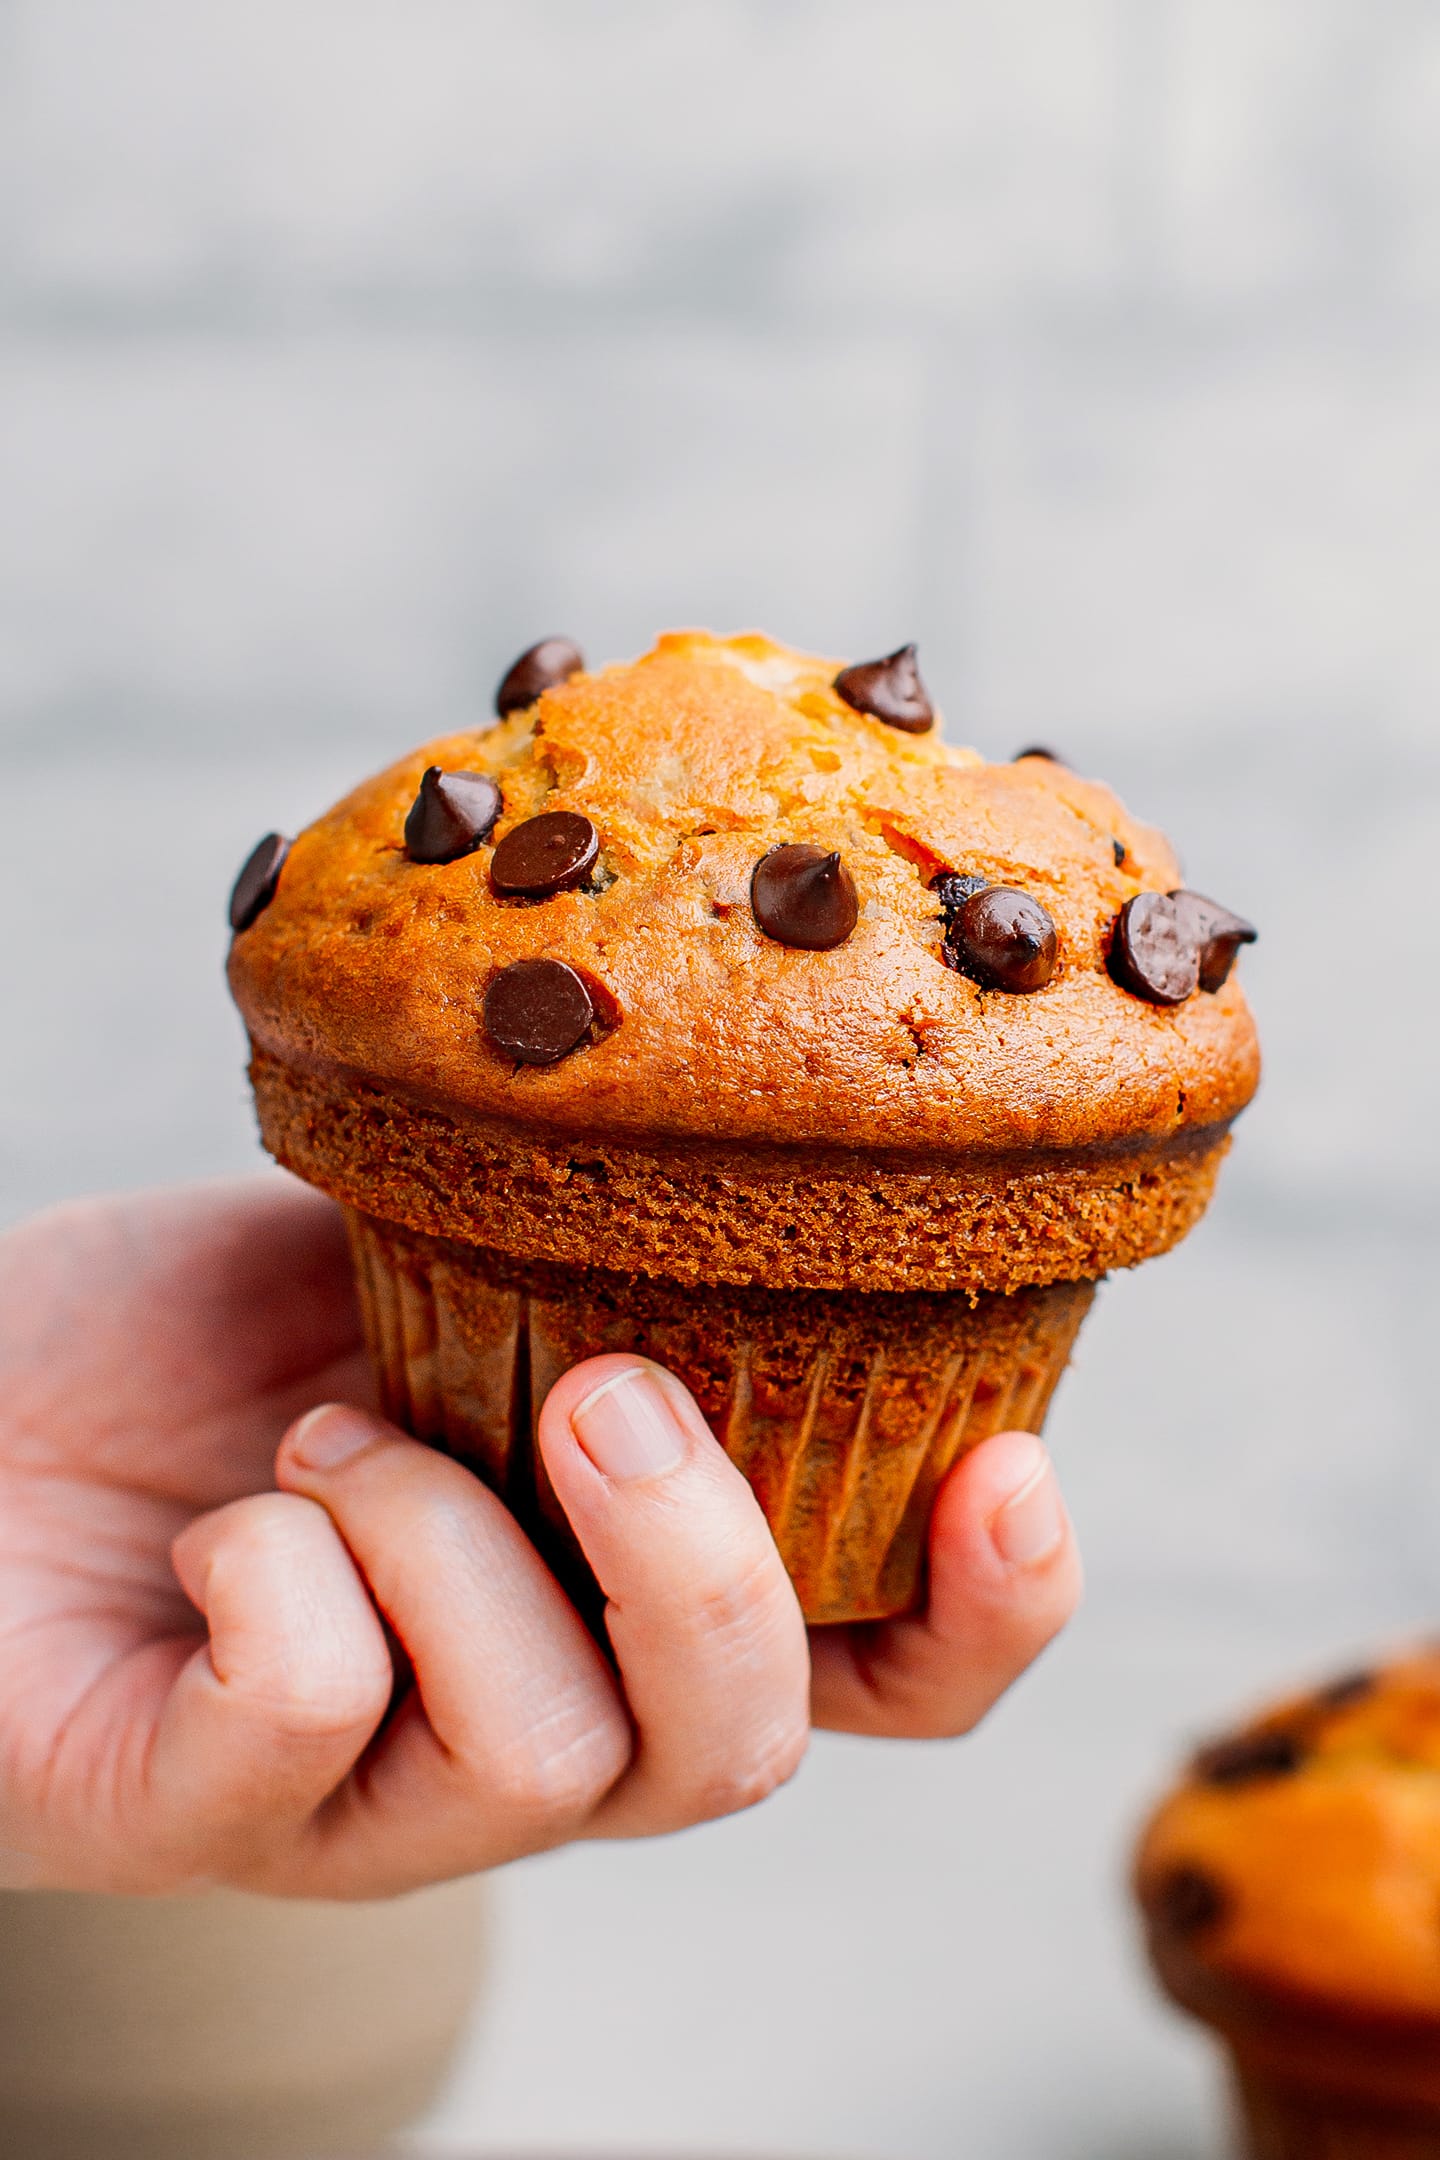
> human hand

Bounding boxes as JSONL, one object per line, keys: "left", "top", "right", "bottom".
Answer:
{"left": 0, "top": 1177, "right": 1081, "bottom": 1898}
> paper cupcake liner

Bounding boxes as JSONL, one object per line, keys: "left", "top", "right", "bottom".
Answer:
{"left": 344, "top": 1208, "right": 1095, "bottom": 1625}
{"left": 1235, "top": 2070, "right": 1440, "bottom": 2160}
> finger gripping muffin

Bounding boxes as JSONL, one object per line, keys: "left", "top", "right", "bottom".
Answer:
{"left": 228, "top": 630, "right": 1259, "bottom": 1622}
{"left": 1136, "top": 1652, "right": 1440, "bottom": 2157}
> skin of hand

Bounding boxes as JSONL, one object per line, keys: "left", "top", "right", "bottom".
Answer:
{"left": 0, "top": 1176, "right": 1081, "bottom": 1899}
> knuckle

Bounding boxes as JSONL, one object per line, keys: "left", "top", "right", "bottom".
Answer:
{"left": 206, "top": 1492, "right": 312, "bottom": 1575}
{"left": 472, "top": 1690, "right": 631, "bottom": 1830}
{"left": 202, "top": 1503, "right": 394, "bottom": 1743}
{"left": 227, "top": 1647, "right": 392, "bottom": 1744}
{"left": 931, "top": 1702, "right": 987, "bottom": 1741}
{"left": 885, "top": 1703, "right": 985, "bottom": 1742}
{"left": 819, "top": 1632, "right": 982, "bottom": 1741}
{"left": 689, "top": 1717, "right": 810, "bottom": 1821}
{"left": 897, "top": 1671, "right": 989, "bottom": 1741}
{"left": 686, "top": 1547, "right": 796, "bottom": 1663}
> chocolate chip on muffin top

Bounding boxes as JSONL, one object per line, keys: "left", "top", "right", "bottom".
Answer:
{"left": 1110, "top": 890, "right": 1257, "bottom": 1005}
{"left": 405, "top": 767, "right": 502, "bottom": 864}
{"left": 833, "top": 643, "right": 935, "bottom": 733}
{"left": 483, "top": 957, "right": 598, "bottom": 1065}
{"left": 495, "top": 636, "right": 585, "bottom": 718}
{"left": 229, "top": 833, "right": 291, "bottom": 933}
{"left": 490, "top": 810, "right": 600, "bottom": 898}
{"left": 941, "top": 884, "right": 1059, "bottom": 994}
{"left": 751, "top": 845, "right": 859, "bottom": 950}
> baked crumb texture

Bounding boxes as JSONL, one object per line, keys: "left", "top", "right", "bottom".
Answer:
{"left": 345, "top": 1208, "right": 1096, "bottom": 1623}
{"left": 254, "top": 1048, "right": 1227, "bottom": 1293}
{"left": 1136, "top": 1652, "right": 1440, "bottom": 2122}
{"left": 231, "top": 631, "right": 1259, "bottom": 1292}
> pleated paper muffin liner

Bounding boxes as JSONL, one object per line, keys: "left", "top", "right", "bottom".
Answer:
{"left": 343, "top": 1209, "right": 1094, "bottom": 1625}
{"left": 1235, "top": 2069, "right": 1440, "bottom": 2160}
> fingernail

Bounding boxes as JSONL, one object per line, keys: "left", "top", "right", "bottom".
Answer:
{"left": 570, "top": 1364, "right": 687, "bottom": 1483}
{"left": 287, "top": 1404, "right": 378, "bottom": 1473}
{"left": 989, "top": 1438, "right": 1067, "bottom": 1569}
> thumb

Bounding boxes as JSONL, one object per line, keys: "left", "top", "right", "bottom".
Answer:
{"left": 810, "top": 1429, "right": 1082, "bottom": 1738}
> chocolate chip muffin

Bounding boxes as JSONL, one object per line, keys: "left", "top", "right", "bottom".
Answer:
{"left": 227, "top": 630, "right": 1259, "bottom": 1622}
{"left": 1136, "top": 1652, "right": 1440, "bottom": 2158}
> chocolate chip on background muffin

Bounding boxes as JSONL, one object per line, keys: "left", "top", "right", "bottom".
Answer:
{"left": 833, "top": 644, "right": 934, "bottom": 733}
{"left": 1149, "top": 1863, "right": 1231, "bottom": 1939}
{"left": 495, "top": 636, "right": 585, "bottom": 718}
{"left": 404, "top": 767, "right": 502, "bottom": 864}
{"left": 751, "top": 845, "right": 859, "bottom": 950}
{"left": 490, "top": 810, "right": 600, "bottom": 899}
{"left": 1314, "top": 1669, "right": 1378, "bottom": 1711}
{"left": 229, "top": 834, "right": 291, "bottom": 933}
{"left": 1193, "top": 1728, "right": 1307, "bottom": 1788}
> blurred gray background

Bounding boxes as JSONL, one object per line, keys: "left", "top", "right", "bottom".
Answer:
{"left": 2, "top": 4, "right": 1438, "bottom": 2155}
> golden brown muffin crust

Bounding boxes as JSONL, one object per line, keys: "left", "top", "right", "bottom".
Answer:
{"left": 228, "top": 632, "right": 1260, "bottom": 1160}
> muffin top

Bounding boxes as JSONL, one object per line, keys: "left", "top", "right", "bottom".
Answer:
{"left": 1136, "top": 1651, "right": 1440, "bottom": 2030}
{"left": 228, "top": 631, "right": 1259, "bottom": 1159}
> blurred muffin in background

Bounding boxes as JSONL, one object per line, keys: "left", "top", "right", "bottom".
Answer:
{"left": 1136, "top": 1650, "right": 1440, "bottom": 2159}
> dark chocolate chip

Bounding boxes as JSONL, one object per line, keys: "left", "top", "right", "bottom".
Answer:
{"left": 1109, "top": 891, "right": 1201, "bottom": 1005}
{"left": 1316, "top": 1669, "right": 1377, "bottom": 1711}
{"left": 490, "top": 810, "right": 599, "bottom": 899}
{"left": 404, "top": 766, "right": 502, "bottom": 865}
{"left": 1168, "top": 889, "right": 1258, "bottom": 994}
{"left": 483, "top": 958, "right": 597, "bottom": 1065}
{"left": 1150, "top": 1864, "right": 1230, "bottom": 1939}
{"left": 833, "top": 644, "right": 934, "bottom": 734}
{"left": 495, "top": 636, "right": 584, "bottom": 718}
{"left": 1113, "top": 837, "right": 1127, "bottom": 868}
{"left": 1193, "top": 1729, "right": 1306, "bottom": 1788}
{"left": 1014, "top": 745, "right": 1063, "bottom": 763}
{"left": 931, "top": 871, "right": 990, "bottom": 925}
{"left": 751, "top": 844, "right": 859, "bottom": 950}
{"left": 945, "top": 884, "right": 1058, "bottom": 993}
{"left": 229, "top": 833, "right": 291, "bottom": 933}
